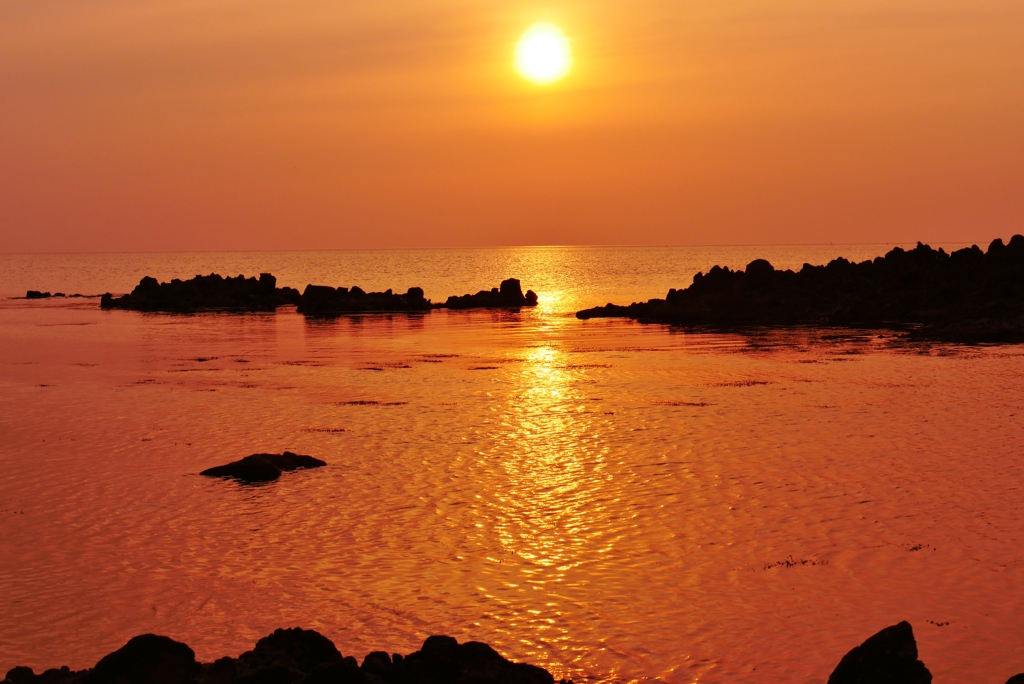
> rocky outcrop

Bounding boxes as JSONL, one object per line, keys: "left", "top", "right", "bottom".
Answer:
{"left": 25, "top": 291, "right": 53, "bottom": 299}
{"left": 576, "top": 236, "right": 1024, "bottom": 343}
{"left": 1006, "top": 675, "right": 1024, "bottom": 684}
{"left": 828, "top": 621, "right": 930, "bottom": 683}
{"left": 100, "top": 273, "right": 302, "bottom": 313}
{"left": 200, "top": 452, "right": 326, "bottom": 484}
{"left": 2, "top": 629, "right": 559, "bottom": 684}
{"left": 440, "top": 279, "right": 538, "bottom": 310}
{"left": 296, "top": 286, "right": 432, "bottom": 315}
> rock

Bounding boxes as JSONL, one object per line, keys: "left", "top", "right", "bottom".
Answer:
{"left": 296, "top": 285, "right": 432, "bottom": 315}
{"left": 100, "top": 273, "right": 301, "bottom": 313}
{"left": 200, "top": 452, "right": 326, "bottom": 484}
{"left": 25, "top": 291, "right": 51, "bottom": 299}
{"left": 4, "top": 667, "right": 36, "bottom": 684}
{"left": 828, "top": 621, "right": 931, "bottom": 684}
{"left": 576, "top": 237, "right": 1024, "bottom": 343}
{"left": 441, "top": 279, "right": 538, "bottom": 310}
{"left": 86, "top": 634, "right": 200, "bottom": 684}
{"left": 2, "top": 631, "right": 557, "bottom": 684}
{"left": 230, "top": 628, "right": 345, "bottom": 683}
{"left": 384, "top": 635, "right": 554, "bottom": 684}
{"left": 1006, "top": 676, "right": 1024, "bottom": 684}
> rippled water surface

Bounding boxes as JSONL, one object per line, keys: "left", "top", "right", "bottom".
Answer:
{"left": 2, "top": 246, "right": 1023, "bottom": 683}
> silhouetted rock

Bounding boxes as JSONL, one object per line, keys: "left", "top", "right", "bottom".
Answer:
{"left": 100, "top": 273, "right": 301, "bottom": 313}
{"left": 576, "top": 237, "right": 1024, "bottom": 343}
{"left": 2, "top": 631, "right": 556, "bottom": 684}
{"left": 828, "top": 621, "right": 931, "bottom": 684}
{"left": 25, "top": 291, "right": 51, "bottom": 299}
{"left": 296, "top": 285, "right": 432, "bottom": 315}
{"left": 441, "top": 279, "right": 538, "bottom": 310}
{"left": 1007, "top": 676, "right": 1024, "bottom": 684}
{"left": 200, "top": 452, "right": 326, "bottom": 484}
{"left": 87, "top": 634, "right": 201, "bottom": 684}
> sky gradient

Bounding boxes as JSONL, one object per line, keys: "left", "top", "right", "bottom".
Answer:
{"left": 2, "top": 0, "right": 1023, "bottom": 252}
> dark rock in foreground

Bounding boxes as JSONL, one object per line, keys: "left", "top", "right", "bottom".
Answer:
{"left": 200, "top": 452, "right": 326, "bottom": 484}
{"left": 1006, "top": 675, "right": 1024, "bottom": 684}
{"left": 576, "top": 236, "right": 1024, "bottom": 343}
{"left": 441, "top": 279, "right": 538, "bottom": 310}
{"left": 828, "top": 621, "right": 931, "bottom": 684}
{"left": 3, "top": 628, "right": 558, "bottom": 684}
{"left": 100, "top": 273, "right": 302, "bottom": 313}
{"left": 296, "top": 285, "right": 432, "bottom": 315}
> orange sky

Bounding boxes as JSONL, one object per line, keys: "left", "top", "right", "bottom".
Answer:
{"left": 1, "top": 0, "right": 1022, "bottom": 252}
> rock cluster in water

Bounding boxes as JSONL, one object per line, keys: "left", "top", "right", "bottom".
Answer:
{"left": 441, "top": 279, "right": 538, "bottom": 310}
{"left": 24, "top": 292, "right": 88, "bottom": 299}
{"left": 4, "top": 621, "right": 1023, "bottom": 683}
{"left": 101, "top": 273, "right": 301, "bottom": 313}
{"left": 296, "top": 286, "right": 432, "bottom": 315}
{"left": 95, "top": 275, "right": 537, "bottom": 315}
{"left": 2, "top": 629, "right": 559, "bottom": 684}
{"left": 200, "top": 452, "right": 326, "bottom": 484}
{"left": 576, "top": 236, "right": 1024, "bottom": 343}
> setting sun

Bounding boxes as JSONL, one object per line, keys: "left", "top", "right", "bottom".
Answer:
{"left": 514, "top": 23, "right": 572, "bottom": 85}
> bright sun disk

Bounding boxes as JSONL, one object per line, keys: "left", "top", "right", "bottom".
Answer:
{"left": 515, "top": 23, "right": 572, "bottom": 85}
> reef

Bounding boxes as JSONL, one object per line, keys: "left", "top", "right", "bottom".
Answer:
{"left": 576, "top": 236, "right": 1024, "bottom": 343}
{"left": 440, "top": 279, "right": 538, "bottom": 310}
{"left": 200, "top": 452, "right": 326, "bottom": 484}
{"left": 296, "top": 286, "right": 432, "bottom": 315}
{"left": 100, "top": 273, "right": 301, "bottom": 313}
{"left": 2, "top": 629, "right": 559, "bottom": 684}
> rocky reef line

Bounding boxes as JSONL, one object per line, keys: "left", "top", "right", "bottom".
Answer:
{"left": 96, "top": 276, "right": 537, "bottom": 315}
{"left": 4, "top": 621, "right": 1022, "bottom": 684}
{"left": 576, "top": 236, "right": 1024, "bottom": 343}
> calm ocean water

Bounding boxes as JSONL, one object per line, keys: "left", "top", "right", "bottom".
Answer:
{"left": 2, "top": 245, "right": 1023, "bottom": 683}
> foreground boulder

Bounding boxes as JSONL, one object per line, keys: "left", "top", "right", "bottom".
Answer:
{"left": 3, "top": 630, "right": 558, "bottom": 684}
{"left": 100, "top": 273, "right": 301, "bottom": 313}
{"left": 296, "top": 285, "right": 432, "bottom": 315}
{"left": 576, "top": 236, "right": 1024, "bottom": 343}
{"left": 200, "top": 452, "right": 326, "bottom": 484}
{"left": 440, "top": 279, "right": 538, "bottom": 310}
{"left": 828, "top": 621, "right": 931, "bottom": 683}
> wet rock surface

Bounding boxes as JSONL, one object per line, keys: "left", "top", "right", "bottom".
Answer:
{"left": 100, "top": 273, "right": 301, "bottom": 313}
{"left": 200, "top": 452, "right": 327, "bottom": 484}
{"left": 3, "top": 630, "right": 559, "bottom": 684}
{"left": 576, "top": 236, "right": 1024, "bottom": 343}
{"left": 440, "top": 279, "right": 538, "bottom": 310}
{"left": 296, "top": 286, "right": 432, "bottom": 315}
{"left": 828, "top": 621, "right": 931, "bottom": 684}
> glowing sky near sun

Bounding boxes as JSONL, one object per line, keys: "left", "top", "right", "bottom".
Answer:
{"left": 0, "top": 0, "right": 1022, "bottom": 252}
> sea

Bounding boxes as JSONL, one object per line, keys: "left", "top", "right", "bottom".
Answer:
{"left": 1, "top": 245, "right": 1023, "bottom": 683}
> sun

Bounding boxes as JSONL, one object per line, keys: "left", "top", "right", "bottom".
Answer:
{"left": 514, "top": 23, "right": 572, "bottom": 85}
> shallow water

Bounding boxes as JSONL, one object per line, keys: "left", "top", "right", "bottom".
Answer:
{"left": 2, "top": 246, "right": 1023, "bottom": 683}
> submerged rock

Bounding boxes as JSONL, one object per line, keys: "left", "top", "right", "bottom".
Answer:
{"left": 100, "top": 273, "right": 301, "bottom": 313}
{"left": 3, "top": 630, "right": 557, "bottom": 684}
{"left": 828, "top": 621, "right": 931, "bottom": 683}
{"left": 440, "top": 279, "right": 538, "bottom": 310}
{"left": 200, "top": 452, "right": 326, "bottom": 484}
{"left": 296, "top": 285, "right": 432, "bottom": 315}
{"left": 576, "top": 236, "right": 1024, "bottom": 343}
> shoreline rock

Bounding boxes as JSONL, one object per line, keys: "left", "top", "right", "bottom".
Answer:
{"left": 2, "top": 629, "right": 560, "bottom": 684}
{"left": 828, "top": 621, "right": 931, "bottom": 683}
{"left": 296, "top": 285, "right": 432, "bottom": 315}
{"left": 576, "top": 236, "right": 1024, "bottom": 343}
{"left": 200, "top": 452, "right": 326, "bottom": 484}
{"left": 100, "top": 273, "right": 301, "bottom": 313}
{"left": 439, "top": 278, "right": 538, "bottom": 310}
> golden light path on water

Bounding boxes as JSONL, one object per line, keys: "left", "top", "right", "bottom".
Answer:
{"left": 2, "top": 245, "right": 1024, "bottom": 683}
